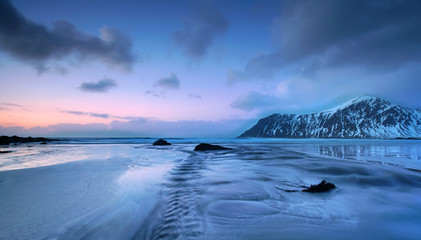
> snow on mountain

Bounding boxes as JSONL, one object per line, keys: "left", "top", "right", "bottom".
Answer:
{"left": 239, "top": 96, "right": 421, "bottom": 139}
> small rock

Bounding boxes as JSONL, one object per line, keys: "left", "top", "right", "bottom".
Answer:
{"left": 153, "top": 139, "right": 171, "bottom": 146}
{"left": 40, "top": 141, "right": 47, "bottom": 145}
{"left": 0, "top": 150, "right": 13, "bottom": 154}
{"left": 194, "top": 143, "right": 232, "bottom": 151}
{"left": 302, "top": 180, "right": 336, "bottom": 193}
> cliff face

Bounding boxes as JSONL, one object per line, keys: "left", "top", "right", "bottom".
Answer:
{"left": 239, "top": 96, "right": 421, "bottom": 138}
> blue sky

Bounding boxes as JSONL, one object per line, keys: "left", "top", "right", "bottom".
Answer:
{"left": 1, "top": 0, "right": 421, "bottom": 137}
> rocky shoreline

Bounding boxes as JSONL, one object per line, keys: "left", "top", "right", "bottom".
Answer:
{"left": 0, "top": 135, "right": 56, "bottom": 145}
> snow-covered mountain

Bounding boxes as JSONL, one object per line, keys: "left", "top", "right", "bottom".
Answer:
{"left": 239, "top": 96, "right": 421, "bottom": 139}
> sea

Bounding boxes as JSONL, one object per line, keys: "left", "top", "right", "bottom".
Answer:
{"left": 1, "top": 138, "right": 421, "bottom": 240}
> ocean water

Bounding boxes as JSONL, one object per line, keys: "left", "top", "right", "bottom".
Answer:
{"left": 0, "top": 139, "right": 421, "bottom": 239}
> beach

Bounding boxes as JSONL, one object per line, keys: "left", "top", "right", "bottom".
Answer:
{"left": 1, "top": 139, "right": 421, "bottom": 239}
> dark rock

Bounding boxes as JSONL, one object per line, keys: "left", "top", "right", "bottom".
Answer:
{"left": 194, "top": 143, "right": 232, "bottom": 151}
{"left": 40, "top": 141, "right": 47, "bottom": 145}
{"left": 0, "top": 150, "right": 13, "bottom": 154}
{"left": 302, "top": 180, "right": 336, "bottom": 193}
{"left": 153, "top": 139, "right": 171, "bottom": 146}
{"left": 0, "top": 136, "right": 9, "bottom": 145}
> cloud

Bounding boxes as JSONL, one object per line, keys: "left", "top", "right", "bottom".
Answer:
{"left": 62, "top": 110, "right": 85, "bottom": 116}
{"left": 0, "top": 102, "right": 31, "bottom": 112}
{"left": 231, "top": 91, "right": 280, "bottom": 112}
{"left": 60, "top": 109, "right": 168, "bottom": 121}
{"left": 231, "top": 0, "right": 421, "bottom": 81}
{"left": 231, "top": 62, "right": 421, "bottom": 115}
{"left": 188, "top": 93, "right": 202, "bottom": 100}
{"left": 34, "top": 64, "right": 49, "bottom": 75}
{"left": 145, "top": 90, "right": 166, "bottom": 98}
{"left": 172, "top": 3, "right": 228, "bottom": 59}
{"left": 89, "top": 113, "right": 110, "bottom": 119}
{"left": 61, "top": 110, "right": 110, "bottom": 119}
{"left": 79, "top": 79, "right": 117, "bottom": 93}
{"left": 155, "top": 73, "right": 180, "bottom": 90}
{"left": 0, "top": 0, "right": 136, "bottom": 71}
{"left": 1, "top": 102, "right": 23, "bottom": 107}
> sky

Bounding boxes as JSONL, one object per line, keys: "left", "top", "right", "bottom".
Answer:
{"left": 1, "top": 0, "right": 421, "bottom": 137}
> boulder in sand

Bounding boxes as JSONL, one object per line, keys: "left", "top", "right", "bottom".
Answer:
{"left": 153, "top": 139, "right": 171, "bottom": 146}
{"left": 194, "top": 143, "right": 232, "bottom": 151}
{"left": 302, "top": 180, "right": 336, "bottom": 193}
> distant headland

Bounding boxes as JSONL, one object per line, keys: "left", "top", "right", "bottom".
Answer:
{"left": 0, "top": 135, "right": 56, "bottom": 145}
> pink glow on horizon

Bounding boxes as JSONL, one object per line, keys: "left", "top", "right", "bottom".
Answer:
{"left": 0, "top": 108, "right": 110, "bottom": 128}
{"left": 0, "top": 90, "right": 241, "bottom": 129}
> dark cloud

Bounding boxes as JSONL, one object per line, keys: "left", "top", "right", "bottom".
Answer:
{"left": 0, "top": 0, "right": 136, "bottom": 71}
{"left": 31, "top": 64, "right": 68, "bottom": 75}
{"left": 34, "top": 64, "right": 48, "bottom": 75}
{"left": 90, "top": 113, "right": 110, "bottom": 119}
{"left": 231, "top": 0, "right": 421, "bottom": 81}
{"left": 79, "top": 79, "right": 117, "bottom": 93}
{"left": 155, "top": 74, "right": 180, "bottom": 90}
{"left": 172, "top": 3, "right": 228, "bottom": 59}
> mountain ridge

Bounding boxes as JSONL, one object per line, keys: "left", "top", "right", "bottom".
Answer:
{"left": 239, "top": 96, "right": 421, "bottom": 139}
